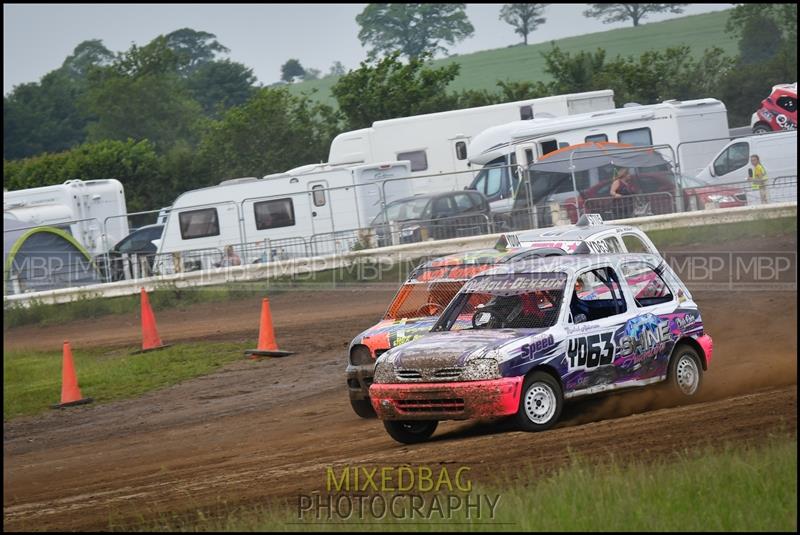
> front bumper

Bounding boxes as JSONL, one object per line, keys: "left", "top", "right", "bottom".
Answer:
{"left": 346, "top": 363, "right": 375, "bottom": 401}
{"left": 697, "top": 334, "right": 713, "bottom": 368}
{"left": 369, "top": 377, "right": 524, "bottom": 421}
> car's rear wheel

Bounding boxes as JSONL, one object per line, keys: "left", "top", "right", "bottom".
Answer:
{"left": 514, "top": 371, "right": 563, "bottom": 432}
{"left": 667, "top": 345, "right": 703, "bottom": 398}
{"left": 383, "top": 420, "right": 438, "bottom": 444}
{"left": 350, "top": 398, "right": 376, "bottom": 419}
{"left": 753, "top": 123, "right": 772, "bottom": 135}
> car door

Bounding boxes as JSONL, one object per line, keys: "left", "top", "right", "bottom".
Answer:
{"left": 430, "top": 196, "right": 457, "bottom": 239}
{"left": 563, "top": 265, "right": 636, "bottom": 396}
{"left": 618, "top": 260, "right": 679, "bottom": 381}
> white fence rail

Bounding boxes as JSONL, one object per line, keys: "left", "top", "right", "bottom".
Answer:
{"left": 4, "top": 202, "right": 797, "bottom": 308}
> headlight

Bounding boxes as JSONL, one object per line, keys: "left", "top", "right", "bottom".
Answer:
{"left": 462, "top": 357, "right": 501, "bottom": 381}
{"left": 706, "top": 194, "right": 735, "bottom": 204}
{"left": 373, "top": 360, "right": 395, "bottom": 383}
{"left": 349, "top": 345, "right": 373, "bottom": 366}
{"left": 400, "top": 225, "right": 420, "bottom": 237}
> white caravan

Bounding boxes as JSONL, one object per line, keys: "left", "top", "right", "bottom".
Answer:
{"left": 466, "top": 98, "right": 730, "bottom": 214}
{"left": 326, "top": 90, "right": 616, "bottom": 192}
{"left": 3, "top": 179, "right": 129, "bottom": 256}
{"left": 156, "top": 161, "right": 411, "bottom": 272}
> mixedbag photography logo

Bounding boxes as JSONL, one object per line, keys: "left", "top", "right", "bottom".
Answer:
{"left": 296, "top": 464, "right": 502, "bottom": 523}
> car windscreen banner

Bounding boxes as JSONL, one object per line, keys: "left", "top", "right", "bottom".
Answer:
{"left": 463, "top": 273, "right": 567, "bottom": 295}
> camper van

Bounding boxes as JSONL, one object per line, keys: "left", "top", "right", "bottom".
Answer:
{"left": 156, "top": 161, "right": 411, "bottom": 272}
{"left": 3, "top": 179, "right": 129, "bottom": 256}
{"left": 466, "top": 99, "right": 730, "bottom": 215}
{"left": 326, "top": 90, "right": 616, "bottom": 193}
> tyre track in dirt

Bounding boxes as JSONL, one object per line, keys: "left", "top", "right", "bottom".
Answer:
{"left": 4, "top": 235, "right": 797, "bottom": 530}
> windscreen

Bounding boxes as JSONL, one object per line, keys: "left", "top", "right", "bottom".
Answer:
{"left": 383, "top": 264, "right": 496, "bottom": 320}
{"left": 435, "top": 272, "right": 568, "bottom": 331}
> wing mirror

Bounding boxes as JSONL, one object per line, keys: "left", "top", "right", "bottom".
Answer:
{"left": 573, "top": 313, "right": 588, "bottom": 324}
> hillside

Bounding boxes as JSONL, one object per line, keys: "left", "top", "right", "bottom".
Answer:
{"left": 286, "top": 10, "right": 736, "bottom": 107}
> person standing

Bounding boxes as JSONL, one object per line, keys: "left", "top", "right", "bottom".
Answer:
{"left": 748, "top": 154, "right": 769, "bottom": 205}
{"left": 610, "top": 167, "right": 636, "bottom": 218}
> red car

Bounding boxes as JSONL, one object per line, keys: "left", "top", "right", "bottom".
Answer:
{"left": 751, "top": 83, "right": 797, "bottom": 134}
{"left": 562, "top": 172, "right": 745, "bottom": 222}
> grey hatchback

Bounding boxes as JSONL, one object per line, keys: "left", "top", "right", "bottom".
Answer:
{"left": 371, "top": 190, "right": 491, "bottom": 246}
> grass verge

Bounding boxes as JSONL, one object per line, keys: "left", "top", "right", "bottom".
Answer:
{"left": 3, "top": 341, "right": 248, "bottom": 420}
{"left": 128, "top": 432, "right": 797, "bottom": 531}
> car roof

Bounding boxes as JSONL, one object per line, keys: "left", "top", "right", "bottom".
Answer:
{"left": 390, "top": 190, "right": 479, "bottom": 205}
{"left": 478, "top": 253, "right": 662, "bottom": 278}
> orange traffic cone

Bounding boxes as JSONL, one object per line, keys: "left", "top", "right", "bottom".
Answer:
{"left": 52, "top": 341, "right": 93, "bottom": 409}
{"left": 136, "top": 288, "right": 170, "bottom": 353}
{"left": 244, "top": 297, "right": 293, "bottom": 357}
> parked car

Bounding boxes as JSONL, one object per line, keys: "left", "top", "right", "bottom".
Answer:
{"left": 369, "top": 253, "right": 712, "bottom": 444}
{"left": 347, "top": 214, "right": 662, "bottom": 418}
{"left": 370, "top": 191, "right": 491, "bottom": 246}
{"left": 751, "top": 82, "right": 797, "bottom": 134}
{"left": 105, "top": 224, "right": 164, "bottom": 281}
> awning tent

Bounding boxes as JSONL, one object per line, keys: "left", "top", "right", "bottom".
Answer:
{"left": 528, "top": 142, "right": 672, "bottom": 174}
{"left": 3, "top": 218, "right": 102, "bottom": 295}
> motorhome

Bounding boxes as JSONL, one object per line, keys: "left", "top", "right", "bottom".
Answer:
{"left": 3, "top": 179, "right": 129, "bottom": 256}
{"left": 326, "top": 90, "right": 616, "bottom": 193}
{"left": 466, "top": 98, "right": 730, "bottom": 214}
{"left": 156, "top": 161, "right": 411, "bottom": 272}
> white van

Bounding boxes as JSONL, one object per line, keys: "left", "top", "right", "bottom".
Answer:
{"left": 695, "top": 130, "right": 797, "bottom": 183}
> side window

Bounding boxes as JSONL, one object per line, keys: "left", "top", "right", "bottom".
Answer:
{"left": 254, "top": 198, "right": 295, "bottom": 230}
{"left": 432, "top": 197, "right": 456, "bottom": 218}
{"left": 618, "top": 127, "right": 653, "bottom": 146}
{"left": 776, "top": 95, "right": 797, "bottom": 113}
{"left": 621, "top": 234, "right": 649, "bottom": 253}
{"left": 397, "top": 150, "right": 428, "bottom": 172}
{"left": 585, "top": 133, "right": 608, "bottom": 143}
{"left": 603, "top": 237, "right": 623, "bottom": 253}
{"left": 311, "top": 185, "right": 326, "bottom": 207}
{"left": 524, "top": 148, "right": 535, "bottom": 166}
{"left": 454, "top": 193, "right": 475, "bottom": 212}
{"left": 485, "top": 166, "right": 503, "bottom": 197}
{"left": 540, "top": 140, "right": 558, "bottom": 155}
{"left": 455, "top": 141, "right": 468, "bottom": 160}
{"left": 621, "top": 262, "right": 673, "bottom": 307}
{"left": 713, "top": 142, "right": 749, "bottom": 176}
{"left": 570, "top": 267, "right": 627, "bottom": 323}
{"left": 179, "top": 208, "right": 220, "bottom": 240}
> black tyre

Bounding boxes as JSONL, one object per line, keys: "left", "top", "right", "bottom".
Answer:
{"left": 383, "top": 420, "right": 438, "bottom": 444}
{"left": 667, "top": 345, "right": 703, "bottom": 398}
{"left": 752, "top": 123, "right": 772, "bottom": 135}
{"left": 514, "top": 371, "right": 563, "bottom": 432}
{"left": 350, "top": 398, "right": 376, "bottom": 419}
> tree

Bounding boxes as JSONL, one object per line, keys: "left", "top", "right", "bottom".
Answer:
{"left": 164, "top": 28, "right": 229, "bottom": 76}
{"left": 185, "top": 60, "right": 257, "bottom": 117}
{"left": 303, "top": 68, "right": 322, "bottom": 81}
{"left": 60, "top": 39, "right": 115, "bottom": 80}
{"left": 583, "top": 4, "right": 688, "bottom": 27}
{"left": 195, "top": 87, "right": 339, "bottom": 181}
{"left": 499, "top": 4, "right": 548, "bottom": 45}
{"left": 328, "top": 61, "right": 347, "bottom": 77}
{"left": 356, "top": 4, "right": 474, "bottom": 59}
{"left": 331, "top": 52, "right": 461, "bottom": 130}
{"left": 280, "top": 59, "right": 306, "bottom": 82}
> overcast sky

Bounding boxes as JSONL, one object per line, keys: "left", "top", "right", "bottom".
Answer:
{"left": 4, "top": 3, "right": 733, "bottom": 95}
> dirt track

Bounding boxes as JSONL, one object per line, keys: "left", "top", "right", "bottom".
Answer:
{"left": 3, "top": 235, "right": 797, "bottom": 530}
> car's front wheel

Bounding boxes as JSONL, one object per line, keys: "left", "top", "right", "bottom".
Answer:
{"left": 514, "top": 371, "right": 563, "bottom": 432}
{"left": 350, "top": 398, "right": 376, "bottom": 419}
{"left": 383, "top": 420, "right": 438, "bottom": 444}
{"left": 752, "top": 122, "right": 772, "bottom": 135}
{"left": 667, "top": 345, "right": 703, "bottom": 398}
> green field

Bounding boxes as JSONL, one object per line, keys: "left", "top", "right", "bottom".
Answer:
{"left": 3, "top": 342, "right": 247, "bottom": 420}
{"left": 131, "top": 433, "right": 797, "bottom": 531}
{"left": 287, "top": 10, "right": 737, "bottom": 107}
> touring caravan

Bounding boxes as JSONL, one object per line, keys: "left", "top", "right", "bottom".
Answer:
{"left": 156, "top": 161, "right": 411, "bottom": 272}
{"left": 3, "top": 179, "right": 129, "bottom": 256}
{"left": 466, "top": 99, "right": 730, "bottom": 214}
{"left": 326, "top": 90, "right": 616, "bottom": 193}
